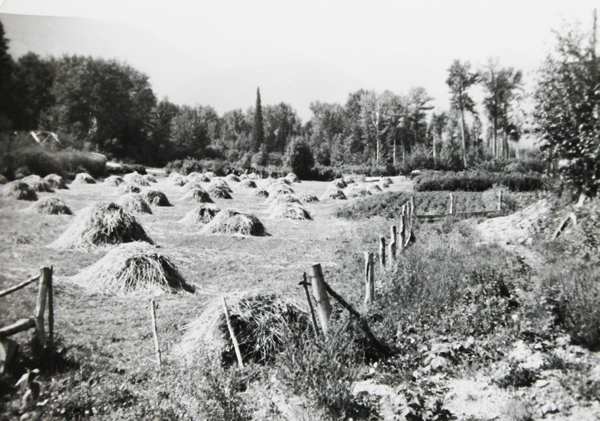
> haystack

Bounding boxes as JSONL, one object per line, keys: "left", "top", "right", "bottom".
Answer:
{"left": 239, "top": 174, "right": 248, "bottom": 180}
{"left": 274, "top": 178, "right": 292, "bottom": 186}
{"left": 50, "top": 202, "right": 153, "bottom": 249}
{"left": 225, "top": 173, "right": 241, "bottom": 182}
{"left": 0, "top": 174, "right": 7, "bottom": 184}
{"left": 331, "top": 178, "right": 347, "bottom": 189}
{"left": 73, "top": 173, "right": 96, "bottom": 184}
{"left": 240, "top": 179, "right": 257, "bottom": 189}
{"left": 22, "top": 175, "right": 54, "bottom": 192}
{"left": 117, "top": 183, "right": 141, "bottom": 195}
{"left": 168, "top": 175, "right": 187, "bottom": 186}
{"left": 368, "top": 184, "right": 382, "bottom": 194}
{"left": 205, "top": 171, "right": 215, "bottom": 179}
{"left": 209, "top": 178, "right": 233, "bottom": 193}
{"left": 177, "top": 293, "right": 306, "bottom": 365}
{"left": 285, "top": 173, "right": 300, "bottom": 183}
{"left": 168, "top": 171, "right": 182, "bottom": 179}
{"left": 104, "top": 175, "right": 125, "bottom": 187}
{"left": 144, "top": 190, "right": 172, "bottom": 206}
{"left": 300, "top": 193, "right": 319, "bottom": 203}
{"left": 201, "top": 210, "right": 268, "bottom": 236}
{"left": 179, "top": 204, "right": 221, "bottom": 224}
{"left": 270, "top": 202, "right": 312, "bottom": 220}
{"left": 29, "top": 197, "right": 72, "bottom": 215}
{"left": 252, "top": 189, "right": 269, "bottom": 198}
{"left": 117, "top": 193, "right": 152, "bottom": 215}
{"left": 265, "top": 193, "right": 300, "bottom": 206}
{"left": 346, "top": 184, "right": 371, "bottom": 198}
{"left": 344, "top": 177, "right": 356, "bottom": 185}
{"left": 186, "top": 172, "right": 203, "bottom": 180}
{"left": 182, "top": 181, "right": 207, "bottom": 192}
{"left": 268, "top": 183, "right": 295, "bottom": 196}
{"left": 187, "top": 172, "right": 210, "bottom": 183}
{"left": 123, "top": 172, "right": 150, "bottom": 186}
{"left": 2, "top": 181, "right": 38, "bottom": 201}
{"left": 70, "top": 242, "right": 194, "bottom": 296}
{"left": 143, "top": 174, "right": 158, "bottom": 183}
{"left": 321, "top": 187, "right": 347, "bottom": 200}
{"left": 44, "top": 174, "right": 68, "bottom": 189}
{"left": 381, "top": 177, "right": 393, "bottom": 187}
{"left": 181, "top": 188, "right": 213, "bottom": 203}
{"left": 207, "top": 184, "right": 232, "bottom": 200}
{"left": 261, "top": 177, "right": 276, "bottom": 189}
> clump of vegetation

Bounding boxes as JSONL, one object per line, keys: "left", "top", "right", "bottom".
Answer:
{"left": 29, "top": 196, "right": 72, "bottom": 215}
{"left": 414, "top": 171, "right": 544, "bottom": 192}
{"left": 44, "top": 174, "right": 68, "bottom": 189}
{"left": 70, "top": 241, "right": 194, "bottom": 296}
{"left": 104, "top": 175, "right": 124, "bottom": 187}
{"left": 269, "top": 202, "right": 312, "bottom": 220}
{"left": 123, "top": 172, "right": 150, "bottom": 186}
{"left": 210, "top": 178, "right": 233, "bottom": 193}
{"left": 321, "top": 187, "right": 347, "bottom": 200}
{"left": 240, "top": 179, "right": 257, "bottom": 189}
{"left": 116, "top": 193, "right": 153, "bottom": 215}
{"left": 1, "top": 180, "right": 38, "bottom": 201}
{"left": 22, "top": 175, "right": 55, "bottom": 192}
{"left": 72, "top": 172, "right": 96, "bottom": 184}
{"left": 300, "top": 193, "right": 319, "bottom": 203}
{"left": 207, "top": 184, "right": 232, "bottom": 200}
{"left": 144, "top": 190, "right": 171, "bottom": 206}
{"left": 252, "top": 188, "right": 269, "bottom": 198}
{"left": 116, "top": 182, "right": 141, "bottom": 195}
{"left": 201, "top": 210, "right": 268, "bottom": 236}
{"left": 180, "top": 204, "right": 221, "bottom": 225}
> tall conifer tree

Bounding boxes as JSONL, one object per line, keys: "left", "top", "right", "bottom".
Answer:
{"left": 252, "top": 87, "right": 264, "bottom": 152}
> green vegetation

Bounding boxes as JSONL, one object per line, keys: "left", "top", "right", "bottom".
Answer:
{"left": 414, "top": 171, "right": 545, "bottom": 192}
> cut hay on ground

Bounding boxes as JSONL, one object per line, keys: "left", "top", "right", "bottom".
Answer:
{"left": 265, "top": 193, "right": 300, "bottom": 206}
{"left": 104, "top": 175, "right": 125, "bottom": 187}
{"left": 73, "top": 172, "right": 96, "bottom": 184}
{"left": 201, "top": 210, "right": 269, "bottom": 236}
{"left": 116, "top": 193, "right": 152, "bottom": 215}
{"left": 252, "top": 189, "right": 269, "bottom": 198}
{"left": 285, "top": 173, "right": 300, "bottom": 183}
{"left": 70, "top": 242, "right": 194, "bottom": 296}
{"left": 321, "top": 187, "right": 347, "bottom": 200}
{"left": 300, "top": 193, "right": 319, "bottom": 203}
{"left": 168, "top": 175, "right": 187, "bottom": 186}
{"left": 144, "top": 190, "right": 172, "bottom": 206}
{"left": 1, "top": 181, "right": 38, "bottom": 201}
{"left": 209, "top": 178, "right": 233, "bottom": 192}
{"left": 240, "top": 179, "right": 257, "bottom": 188}
{"left": 0, "top": 174, "right": 6, "bottom": 184}
{"left": 182, "top": 181, "right": 207, "bottom": 192}
{"left": 117, "top": 183, "right": 142, "bottom": 195}
{"left": 368, "top": 184, "right": 382, "bottom": 194}
{"left": 22, "top": 175, "right": 54, "bottom": 192}
{"left": 123, "top": 172, "right": 150, "bottom": 186}
{"left": 225, "top": 173, "right": 241, "bottom": 182}
{"left": 181, "top": 188, "right": 214, "bottom": 203}
{"left": 50, "top": 202, "right": 153, "bottom": 249}
{"left": 44, "top": 174, "right": 68, "bottom": 189}
{"left": 270, "top": 202, "right": 312, "bottom": 220}
{"left": 29, "top": 196, "right": 72, "bottom": 215}
{"left": 177, "top": 293, "right": 306, "bottom": 365}
{"left": 346, "top": 184, "right": 371, "bottom": 198}
{"left": 142, "top": 174, "right": 157, "bottom": 183}
{"left": 331, "top": 178, "right": 347, "bottom": 189}
{"left": 207, "top": 184, "right": 232, "bottom": 200}
{"left": 179, "top": 204, "right": 221, "bottom": 224}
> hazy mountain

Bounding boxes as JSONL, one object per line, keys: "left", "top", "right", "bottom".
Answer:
{"left": 174, "top": 62, "right": 367, "bottom": 121}
{"left": 0, "top": 13, "right": 213, "bottom": 100}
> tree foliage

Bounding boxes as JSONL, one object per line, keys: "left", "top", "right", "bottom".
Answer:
{"left": 286, "top": 138, "right": 314, "bottom": 180}
{"left": 251, "top": 87, "right": 264, "bottom": 152}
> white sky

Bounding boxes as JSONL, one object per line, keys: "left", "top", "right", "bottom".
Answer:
{"left": 0, "top": 0, "right": 597, "bottom": 114}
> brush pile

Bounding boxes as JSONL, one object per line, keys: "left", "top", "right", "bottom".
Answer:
{"left": 181, "top": 188, "right": 214, "bottom": 203}
{"left": 201, "top": 210, "right": 268, "bottom": 236}
{"left": 70, "top": 241, "right": 194, "bottom": 296}
{"left": 73, "top": 173, "right": 96, "bottom": 184}
{"left": 44, "top": 174, "right": 68, "bottom": 189}
{"left": 50, "top": 202, "right": 153, "bottom": 249}
{"left": 144, "top": 190, "right": 171, "bottom": 206}
{"left": 29, "top": 197, "right": 72, "bottom": 215}
{"left": 177, "top": 293, "right": 307, "bottom": 365}
{"left": 117, "top": 193, "right": 152, "bottom": 214}
{"left": 104, "top": 175, "right": 125, "bottom": 187}
{"left": 2, "top": 181, "right": 38, "bottom": 201}
{"left": 180, "top": 204, "right": 221, "bottom": 224}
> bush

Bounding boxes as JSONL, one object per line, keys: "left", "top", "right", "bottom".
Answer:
{"left": 285, "top": 140, "right": 314, "bottom": 180}
{"left": 414, "top": 171, "right": 545, "bottom": 192}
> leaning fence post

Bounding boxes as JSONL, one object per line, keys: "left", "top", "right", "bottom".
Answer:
{"left": 222, "top": 297, "right": 244, "bottom": 368}
{"left": 47, "top": 266, "right": 54, "bottom": 369}
{"left": 149, "top": 299, "right": 162, "bottom": 369}
{"left": 300, "top": 273, "right": 320, "bottom": 339}
{"left": 448, "top": 193, "right": 454, "bottom": 215}
{"left": 364, "top": 252, "right": 374, "bottom": 308}
{"left": 388, "top": 226, "right": 397, "bottom": 269}
{"left": 310, "top": 264, "right": 331, "bottom": 336}
{"left": 35, "top": 267, "right": 50, "bottom": 352}
{"left": 497, "top": 190, "right": 503, "bottom": 211}
{"left": 379, "top": 236, "right": 386, "bottom": 268}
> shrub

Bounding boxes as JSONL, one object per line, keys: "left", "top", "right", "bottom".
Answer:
{"left": 285, "top": 140, "right": 314, "bottom": 180}
{"left": 414, "top": 171, "right": 545, "bottom": 192}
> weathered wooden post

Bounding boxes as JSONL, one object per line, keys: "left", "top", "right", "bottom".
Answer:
{"left": 300, "top": 273, "right": 320, "bottom": 339}
{"left": 149, "top": 299, "right": 162, "bottom": 368}
{"left": 388, "top": 226, "right": 397, "bottom": 269}
{"left": 379, "top": 236, "right": 386, "bottom": 268}
{"left": 222, "top": 297, "right": 244, "bottom": 368}
{"left": 310, "top": 264, "right": 331, "bottom": 336}
{"left": 497, "top": 190, "right": 503, "bottom": 211}
{"left": 35, "top": 267, "right": 51, "bottom": 352}
{"left": 448, "top": 193, "right": 454, "bottom": 215}
{"left": 398, "top": 210, "right": 405, "bottom": 254}
{"left": 47, "top": 266, "right": 54, "bottom": 369}
{"left": 364, "top": 252, "right": 374, "bottom": 308}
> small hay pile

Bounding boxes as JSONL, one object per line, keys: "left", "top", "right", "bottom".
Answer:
{"left": 274, "top": 178, "right": 292, "bottom": 186}
{"left": 205, "top": 171, "right": 215, "bottom": 179}
{"left": 0, "top": 174, "right": 7, "bottom": 184}
{"left": 210, "top": 178, "right": 233, "bottom": 193}
{"left": 240, "top": 179, "right": 257, "bottom": 189}
{"left": 207, "top": 184, "right": 232, "bottom": 200}
{"left": 143, "top": 174, "right": 157, "bottom": 183}
{"left": 346, "top": 184, "right": 371, "bottom": 198}
{"left": 29, "top": 197, "right": 72, "bottom": 215}
{"left": 44, "top": 174, "right": 68, "bottom": 189}
{"left": 266, "top": 193, "right": 300, "bottom": 206}
{"left": 177, "top": 293, "right": 307, "bottom": 365}
{"left": 239, "top": 174, "right": 248, "bottom": 180}
{"left": 321, "top": 187, "right": 347, "bottom": 200}
{"left": 368, "top": 184, "right": 382, "bottom": 194}
{"left": 261, "top": 177, "right": 276, "bottom": 189}
{"left": 73, "top": 172, "right": 96, "bottom": 184}
{"left": 270, "top": 202, "right": 312, "bottom": 220}
{"left": 344, "top": 177, "right": 356, "bottom": 185}
{"left": 117, "top": 183, "right": 142, "bottom": 195}
{"left": 117, "top": 193, "right": 152, "bottom": 214}
{"left": 187, "top": 172, "right": 210, "bottom": 183}
{"left": 50, "top": 202, "right": 153, "bottom": 249}
{"left": 181, "top": 188, "right": 214, "bottom": 203}
{"left": 331, "top": 178, "right": 347, "bottom": 189}
{"left": 381, "top": 177, "right": 393, "bottom": 187}
{"left": 2, "top": 181, "right": 38, "bottom": 201}
{"left": 168, "top": 175, "right": 187, "bottom": 186}
{"left": 104, "top": 175, "right": 125, "bottom": 187}
{"left": 22, "top": 175, "right": 54, "bottom": 192}
{"left": 201, "top": 210, "right": 268, "bottom": 236}
{"left": 285, "top": 173, "right": 300, "bottom": 183}
{"left": 70, "top": 242, "right": 194, "bottom": 296}
{"left": 123, "top": 172, "right": 150, "bottom": 186}
{"left": 182, "top": 181, "right": 206, "bottom": 192}
{"left": 300, "top": 193, "right": 319, "bottom": 203}
{"left": 252, "top": 189, "right": 269, "bottom": 198}
{"left": 268, "top": 183, "right": 295, "bottom": 196}
{"left": 225, "top": 173, "right": 241, "bottom": 182}
{"left": 179, "top": 204, "right": 221, "bottom": 224}
{"left": 144, "top": 190, "right": 171, "bottom": 206}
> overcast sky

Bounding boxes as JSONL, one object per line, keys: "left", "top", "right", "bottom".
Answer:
{"left": 1, "top": 0, "right": 597, "bottom": 114}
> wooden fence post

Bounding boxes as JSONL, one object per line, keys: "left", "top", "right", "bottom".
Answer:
{"left": 222, "top": 297, "right": 244, "bottom": 368}
{"left": 364, "top": 252, "right": 374, "bottom": 308}
{"left": 388, "top": 226, "right": 397, "bottom": 269}
{"left": 300, "top": 273, "right": 320, "bottom": 339}
{"left": 379, "top": 236, "right": 386, "bottom": 268}
{"left": 497, "top": 190, "right": 503, "bottom": 211}
{"left": 310, "top": 264, "right": 331, "bottom": 336}
{"left": 398, "top": 212, "right": 405, "bottom": 253}
{"left": 449, "top": 193, "right": 454, "bottom": 215}
{"left": 35, "top": 267, "right": 51, "bottom": 352}
{"left": 47, "top": 266, "right": 54, "bottom": 369}
{"left": 149, "top": 299, "right": 161, "bottom": 369}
